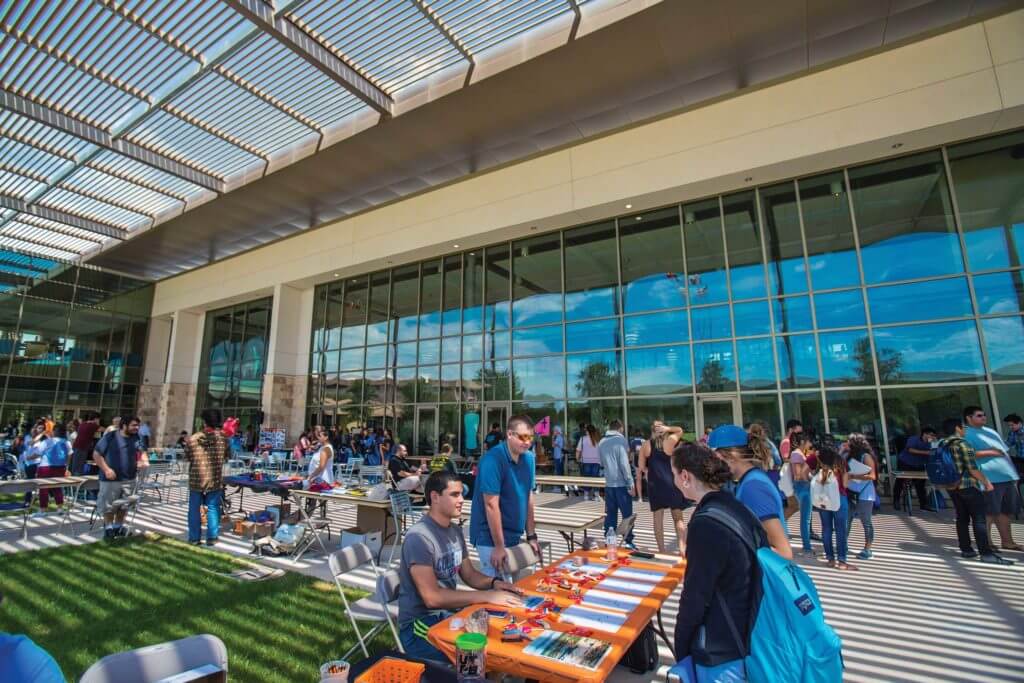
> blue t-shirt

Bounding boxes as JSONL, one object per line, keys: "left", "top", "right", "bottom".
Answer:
{"left": 470, "top": 442, "right": 535, "bottom": 548}
{"left": 898, "top": 435, "right": 931, "bottom": 469}
{"left": 735, "top": 467, "right": 784, "bottom": 522}
{"left": 0, "top": 634, "right": 65, "bottom": 682}
{"left": 39, "top": 438, "right": 70, "bottom": 468}
{"left": 965, "top": 426, "right": 1020, "bottom": 484}
{"left": 95, "top": 431, "right": 141, "bottom": 481}
{"left": 552, "top": 434, "right": 564, "bottom": 460}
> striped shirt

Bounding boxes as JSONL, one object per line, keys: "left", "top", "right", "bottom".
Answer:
{"left": 184, "top": 430, "right": 227, "bottom": 492}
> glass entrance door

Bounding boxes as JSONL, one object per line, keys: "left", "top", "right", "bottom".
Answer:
{"left": 414, "top": 406, "right": 438, "bottom": 456}
{"left": 697, "top": 396, "right": 740, "bottom": 436}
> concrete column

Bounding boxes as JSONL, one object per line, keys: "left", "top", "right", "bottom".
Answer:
{"left": 260, "top": 283, "right": 313, "bottom": 443}
{"left": 141, "top": 309, "right": 204, "bottom": 447}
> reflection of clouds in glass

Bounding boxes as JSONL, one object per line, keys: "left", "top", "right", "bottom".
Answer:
{"left": 626, "top": 347, "right": 691, "bottom": 394}
{"left": 982, "top": 316, "right": 1024, "bottom": 377}
{"left": 874, "top": 322, "right": 983, "bottom": 379}
{"left": 513, "top": 294, "right": 564, "bottom": 326}
{"left": 565, "top": 288, "right": 616, "bottom": 320}
{"left": 861, "top": 232, "right": 963, "bottom": 284}
{"left": 624, "top": 275, "right": 686, "bottom": 311}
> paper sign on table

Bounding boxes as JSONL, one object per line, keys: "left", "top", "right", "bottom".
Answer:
{"left": 580, "top": 588, "right": 643, "bottom": 613}
{"left": 610, "top": 567, "right": 666, "bottom": 583}
{"left": 523, "top": 630, "right": 610, "bottom": 671}
{"left": 558, "top": 561, "right": 607, "bottom": 575}
{"left": 559, "top": 605, "right": 627, "bottom": 633}
{"left": 598, "top": 576, "right": 656, "bottom": 596}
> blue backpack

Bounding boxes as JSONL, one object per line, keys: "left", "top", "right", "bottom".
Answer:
{"left": 926, "top": 440, "right": 961, "bottom": 487}
{"left": 700, "top": 506, "right": 843, "bottom": 683}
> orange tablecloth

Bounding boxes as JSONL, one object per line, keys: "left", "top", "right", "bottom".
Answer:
{"left": 427, "top": 549, "right": 685, "bottom": 682}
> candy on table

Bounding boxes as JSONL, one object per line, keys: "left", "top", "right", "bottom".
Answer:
{"left": 568, "top": 627, "right": 594, "bottom": 637}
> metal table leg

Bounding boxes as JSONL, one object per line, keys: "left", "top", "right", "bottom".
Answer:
{"left": 655, "top": 607, "right": 675, "bottom": 659}
{"left": 293, "top": 495, "right": 330, "bottom": 565}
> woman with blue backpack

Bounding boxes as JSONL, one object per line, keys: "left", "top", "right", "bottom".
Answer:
{"left": 669, "top": 441, "right": 844, "bottom": 682}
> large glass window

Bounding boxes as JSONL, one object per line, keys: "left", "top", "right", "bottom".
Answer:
{"left": 442, "top": 255, "right": 462, "bottom": 336}
{"left": 366, "top": 271, "right": 391, "bottom": 345}
{"left": 567, "top": 350, "right": 622, "bottom": 399}
{"left": 868, "top": 278, "right": 972, "bottom": 324}
{"left": 826, "top": 389, "right": 881, "bottom": 444}
{"left": 621, "top": 208, "right": 686, "bottom": 312}
{"left": 566, "top": 319, "right": 619, "bottom": 352}
{"left": 463, "top": 252, "right": 484, "bottom": 333}
{"left": 947, "top": 131, "right": 1024, "bottom": 272}
{"left": 883, "top": 385, "right": 991, "bottom": 457}
{"left": 626, "top": 397, "right": 695, "bottom": 437}
{"left": 981, "top": 316, "right": 1024, "bottom": 379}
{"left": 850, "top": 151, "right": 962, "bottom": 283}
{"left": 972, "top": 271, "right": 1024, "bottom": 315}
{"left": 773, "top": 296, "right": 812, "bottom": 333}
{"left": 512, "top": 324, "right": 563, "bottom": 356}
{"left": 813, "top": 290, "right": 865, "bottom": 329}
{"left": 690, "top": 304, "right": 731, "bottom": 341}
{"left": 513, "top": 356, "right": 564, "bottom": 401}
{"left": 564, "top": 222, "right": 618, "bottom": 321}
{"left": 625, "top": 346, "right": 691, "bottom": 395}
{"left": 777, "top": 334, "right": 819, "bottom": 389}
{"left": 419, "top": 260, "right": 443, "bottom": 339}
{"left": 512, "top": 234, "right": 562, "bottom": 327}
{"left": 723, "top": 191, "right": 767, "bottom": 300}
{"left": 485, "top": 245, "right": 511, "bottom": 330}
{"left": 732, "top": 300, "right": 772, "bottom": 337}
{"left": 872, "top": 320, "right": 984, "bottom": 384}
{"left": 694, "top": 342, "right": 736, "bottom": 392}
{"left": 818, "top": 330, "right": 873, "bottom": 386}
{"left": 390, "top": 267, "right": 418, "bottom": 342}
{"left": 683, "top": 199, "right": 727, "bottom": 305}
{"left": 623, "top": 310, "right": 687, "bottom": 346}
{"left": 736, "top": 337, "right": 776, "bottom": 390}
{"left": 761, "top": 182, "right": 807, "bottom": 295}
{"left": 799, "top": 172, "right": 860, "bottom": 290}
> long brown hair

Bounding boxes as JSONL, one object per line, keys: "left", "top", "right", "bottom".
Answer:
{"left": 746, "top": 424, "right": 775, "bottom": 470}
{"left": 585, "top": 424, "right": 601, "bottom": 446}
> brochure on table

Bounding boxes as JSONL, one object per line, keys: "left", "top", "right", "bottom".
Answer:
{"left": 523, "top": 631, "right": 611, "bottom": 671}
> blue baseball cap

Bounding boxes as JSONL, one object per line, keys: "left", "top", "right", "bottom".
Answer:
{"left": 707, "top": 425, "right": 748, "bottom": 449}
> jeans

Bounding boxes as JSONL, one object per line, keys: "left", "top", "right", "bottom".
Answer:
{"left": 818, "top": 495, "right": 850, "bottom": 562}
{"left": 581, "top": 462, "right": 601, "bottom": 495}
{"left": 399, "top": 613, "right": 450, "bottom": 662}
{"left": 23, "top": 464, "right": 37, "bottom": 504}
{"left": 187, "top": 489, "right": 222, "bottom": 543}
{"left": 847, "top": 495, "right": 875, "bottom": 545}
{"left": 604, "top": 486, "right": 634, "bottom": 544}
{"left": 793, "top": 481, "right": 812, "bottom": 551}
{"left": 949, "top": 487, "right": 993, "bottom": 555}
{"left": 554, "top": 457, "right": 564, "bottom": 476}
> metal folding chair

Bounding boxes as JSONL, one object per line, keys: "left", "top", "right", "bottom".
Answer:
{"left": 386, "top": 490, "right": 427, "bottom": 566}
{"left": 80, "top": 634, "right": 227, "bottom": 683}
{"left": 328, "top": 543, "right": 402, "bottom": 660}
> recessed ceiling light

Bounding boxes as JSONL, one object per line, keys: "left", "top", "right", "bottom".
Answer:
{"left": 469, "top": 252, "right": 475, "bottom": 256}
{"left": 744, "top": 177, "right": 753, "bottom": 182}
{"left": 625, "top": 204, "right": 632, "bottom": 209}
{"left": 635, "top": 216, "right": 642, "bottom": 221}
{"left": 891, "top": 142, "right": 903, "bottom": 149}
{"left": 453, "top": 243, "right": 460, "bottom": 248}
{"left": 333, "top": 273, "right": 339, "bottom": 277}
{"left": 530, "top": 226, "right": 538, "bottom": 231}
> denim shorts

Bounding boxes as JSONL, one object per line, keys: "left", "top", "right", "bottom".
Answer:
{"left": 986, "top": 480, "right": 1022, "bottom": 516}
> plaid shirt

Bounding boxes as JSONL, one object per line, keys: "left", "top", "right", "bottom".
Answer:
{"left": 184, "top": 430, "right": 226, "bottom": 493}
{"left": 942, "top": 436, "right": 981, "bottom": 490}
{"left": 1007, "top": 428, "right": 1024, "bottom": 460}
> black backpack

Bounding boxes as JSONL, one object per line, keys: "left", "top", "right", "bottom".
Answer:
{"left": 619, "top": 621, "right": 658, "bottom": 673}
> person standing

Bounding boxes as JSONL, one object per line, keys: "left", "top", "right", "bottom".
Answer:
{"left": 469, "top": 415, "right": 540, "bottom": 578}
{"left": 598, "top": 420, "right": 635, "bottom": 548}
{"left": 941, "top": 418, "right": 1013, "bottom": 564}
{"left": 35, "top": 424, "right": 71, "bottom": 511}
{"left": 398, "top": 471, "right": 523, "bottom": 660}
{"left": 70, "top": 412, "right": 100, "bottom": 475}
{"left": 894, "top": 427, "right": 937, "bottom": 512}
{"left": 844, "top": 433, "right": 877, "bottom": 560}
{"left": 483, "top": 423, "right": 504, "bottom": 451}
{"left": 780, "top": 419, "right": 802, "bottom": 461}
{"left": 182, "top": 409, "right": 227, "bottom": 546}
{"left": 814, "top": 445, "right": 855, "bottom": 570}
{"left": 638, "top": 420, "right": 689, "bottom": 553}
{"left": 1003, "top": 413, "right": 1024, "bottom": 479}
{"left": 963, "top": 406, "right": 1021, "bottom": 551}
{"left": 138, "top": 421, "right": 152, "bottom": 450}
{"left": 93, "top": 416, "right": 148, "bottom": 539}
{"left": 104, "top": 416, "right": 121, "bottom": 435}
{"left": 575, "top": 424, "right": 602, "bottom": 500}
{"left": 788, "top": 432, "right": 814, "bottom": 556}
{"left": 551, "top": 426, "right": 565, "bottom": 476}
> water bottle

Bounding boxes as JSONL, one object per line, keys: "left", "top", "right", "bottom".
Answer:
{"left": 605, "top": 529, "right": 618, "bottom": 561}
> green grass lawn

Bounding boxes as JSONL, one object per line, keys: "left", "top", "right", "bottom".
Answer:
{"left": 0, "top": 534, "right": 390, "bottom": 681}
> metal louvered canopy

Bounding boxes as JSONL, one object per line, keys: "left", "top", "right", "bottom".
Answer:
{"left": 0, "top": 0, "right": 594, "bottom": 269}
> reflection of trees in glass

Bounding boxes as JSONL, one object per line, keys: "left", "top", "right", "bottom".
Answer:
{"left": 475, "top": 366, "right": 522, "bottom": 401}
{"left": 698, "top": 360, "right": 728, "bottom": 392}
{"left": 853, "top": 337, "right": 902, "bottom": 384}
{"left": 574, "top": 361, "right": 620, "bottom": 398}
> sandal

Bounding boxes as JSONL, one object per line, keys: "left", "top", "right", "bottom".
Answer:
{"left": 826, "top": 559, "right": 836, "bottom": 568}
{"left": 836, "top": 561, "right": 858, "bottom": 571}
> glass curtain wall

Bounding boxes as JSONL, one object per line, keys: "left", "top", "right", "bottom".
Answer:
{"left": 195, "top": 297, "right": 272, "bottom": 431}
{"left": 307, "top": 129, "right": 1024, "bottom": 468}
{"left": 0, "top": 259, "right": 152, "bottom": 428}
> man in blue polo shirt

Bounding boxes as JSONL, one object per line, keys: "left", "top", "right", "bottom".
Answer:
{"left": 963, "top": 406, "right": 1021, "bottom": 551}
{"left": 470, "top": 415, "right": 540, "bottom": 577}
{"left": 0, "top": 591, "right": 64, "bottom": 682}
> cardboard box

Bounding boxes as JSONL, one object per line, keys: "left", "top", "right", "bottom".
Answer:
{"left": 241, "top": 521, "right": 274, "bottom": 539}
{"left": 341, "top": 527, "right": 382, "bottom": 555}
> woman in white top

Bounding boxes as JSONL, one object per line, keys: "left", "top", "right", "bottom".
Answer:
{"left": 844, "top": 433, "right": 877, "bottom": 560}
{"left": 575, "top": 424, "right": 602, "bottom": 500}
{"left": 307, "top": 426, "right": 335, "bottom": 487}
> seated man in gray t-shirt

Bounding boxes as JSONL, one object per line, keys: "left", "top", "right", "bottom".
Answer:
{"left": 398, "top": 470, "right": 524, "bottom": 661}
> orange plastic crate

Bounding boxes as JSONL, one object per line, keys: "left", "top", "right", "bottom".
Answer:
{"left": 354, "top": 657, "right": 425, "bottom": 683}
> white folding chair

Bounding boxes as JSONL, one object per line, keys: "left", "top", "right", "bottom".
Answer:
{"left": 386, "top": 491, "right": 427, "bottom": 566}
{"left": 328, "top": 544, "right": 402, "bottom": 659}
{"left": 359, "top": 464, "right": 385, "bottom": 486}
{"left": 79, "top": 634, "right": 227, "bottom": 683}
{"left": 504, "top": 541, "right": 551, "bottom": 578}
{"left": 138, "top": 462, "right": 171, "bottom": 502}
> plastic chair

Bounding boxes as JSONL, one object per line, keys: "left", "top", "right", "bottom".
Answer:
{"left": 79, "top": 634, "right": 227, "bottom": 683}
{"left": 359, "top": 464, "right": 385, "bottom": 486}
{"left": 328, "top": 544, "right": 402, "bottom": 660}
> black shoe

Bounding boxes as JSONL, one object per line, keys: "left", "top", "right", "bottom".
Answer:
{"left": 103, "top": 528, "right": 116, "bottom": 541}
{"left": 980, "top": 553, "right": 1015, "bottom": 565}
{"left": 205, "top": 537, "right": 218, "bottom": 547}
{"left": 921, "top": 506, "right": 937, "bottom": 512}
{"left": 961, "top": 550, "right": 978, "bottom": 558}
{"left": 116, "top": 527, "right": 128, "bottom": 537}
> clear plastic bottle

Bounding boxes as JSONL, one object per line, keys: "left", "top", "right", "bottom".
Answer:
{"left": 606, "top": 529, "right": 618, "bottom": 561}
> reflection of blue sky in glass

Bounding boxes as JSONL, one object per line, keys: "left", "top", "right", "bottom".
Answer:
{"left": 688, "top": 270, "right": 729, "bottom": 306}
{"left": 623, "top": 310, "right": 687, "bottom": 346}
{"left": 340, "top": 347, "right": 365, "bottom": 371}
{"left": 872, "top": 320, "right": 984, "bottom": 383}
{"left": 981, "top": 316, "right": 1024, "bottom": 379}
{"left": 972, "top": 271, "right": 1024, "bottom": 314}
{"left": 513, "top": 325, "right": 563, "bottom": 356}
{"left": 513, "top": 292, "right": 563, "bottom": 327}
{"left": 729, "top": 264, "right": 767, "bottom": 300}
{"left": 442, "top": 339, "right": 461, "bottom": 364}
{"left": 567, "top": 319, "right": 620, "bottom": 352}
{"left": 860, "top": 232, "right": 964, "bottom": 285}
{"left": 365, "top": 344, "right": 388, "bottom": 369}
{"left": 776, "top": 334, "right": 819, "bottom": 388}
{"left": 964, "top": 224, "right": 1024, "bottom": 272}
{"left": 396, "top": 341, "right": 417, "bottom": 367}
{"left": 691, "top": 304, "right": 732, "bottom": 341}
{"left": 814, "top": 290, "right": 865, "bottom": 329}
{"left": 484, "top": 331, "right": 510, "bottom": 359}
{"left": 868, "top": 277, "right": 972, "bottom": 324}
{"left": 442, "top": 309, "right": 461, "bottom": 336}
{"left": 807, "top": 249, "right": 859, "bottom": 290}
{"left": 462, "top": 306, "right": 483, "bottom": 334}
{"left": 694, "top": 342, "right": 736, "bottom": 391}
{"left": 733, "top": 300, "right": 771, "bottom": 336}
{"left": 768, "top": 257, "right": 807, "bottom": 295}
{"left": 514, "top": 356, "right": 565, "bottom": 400}
{"left": 625, "top": 346, "right": 691, "bottom": 394}
{"left": 565, "top": 287, "right": 617, "bottom": 320}
{"left": 366, "top": 320, "right": 390, "bottom": 345}
{"left": 819, "top": 329, "right": 870, "bottom": 386}
{"left": 736, "top": 337, "right": 775, "bottom": 389}
{"left": 418, "top": 338, "right": 440, "bottom": 365}
{"left": 773, "top": 296, "right": 812, "bottom": 333}
{"left": 484, "top": 303, "right": 510, "bottom": 331}
{"left": 623, "top": 273, "right": 688, "bottom": 312}
{"left": 461, "top": 335, "right": 482, "bottom": 363}
{"left": 567, "top": 350, "right": 621, "bottom": 398}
